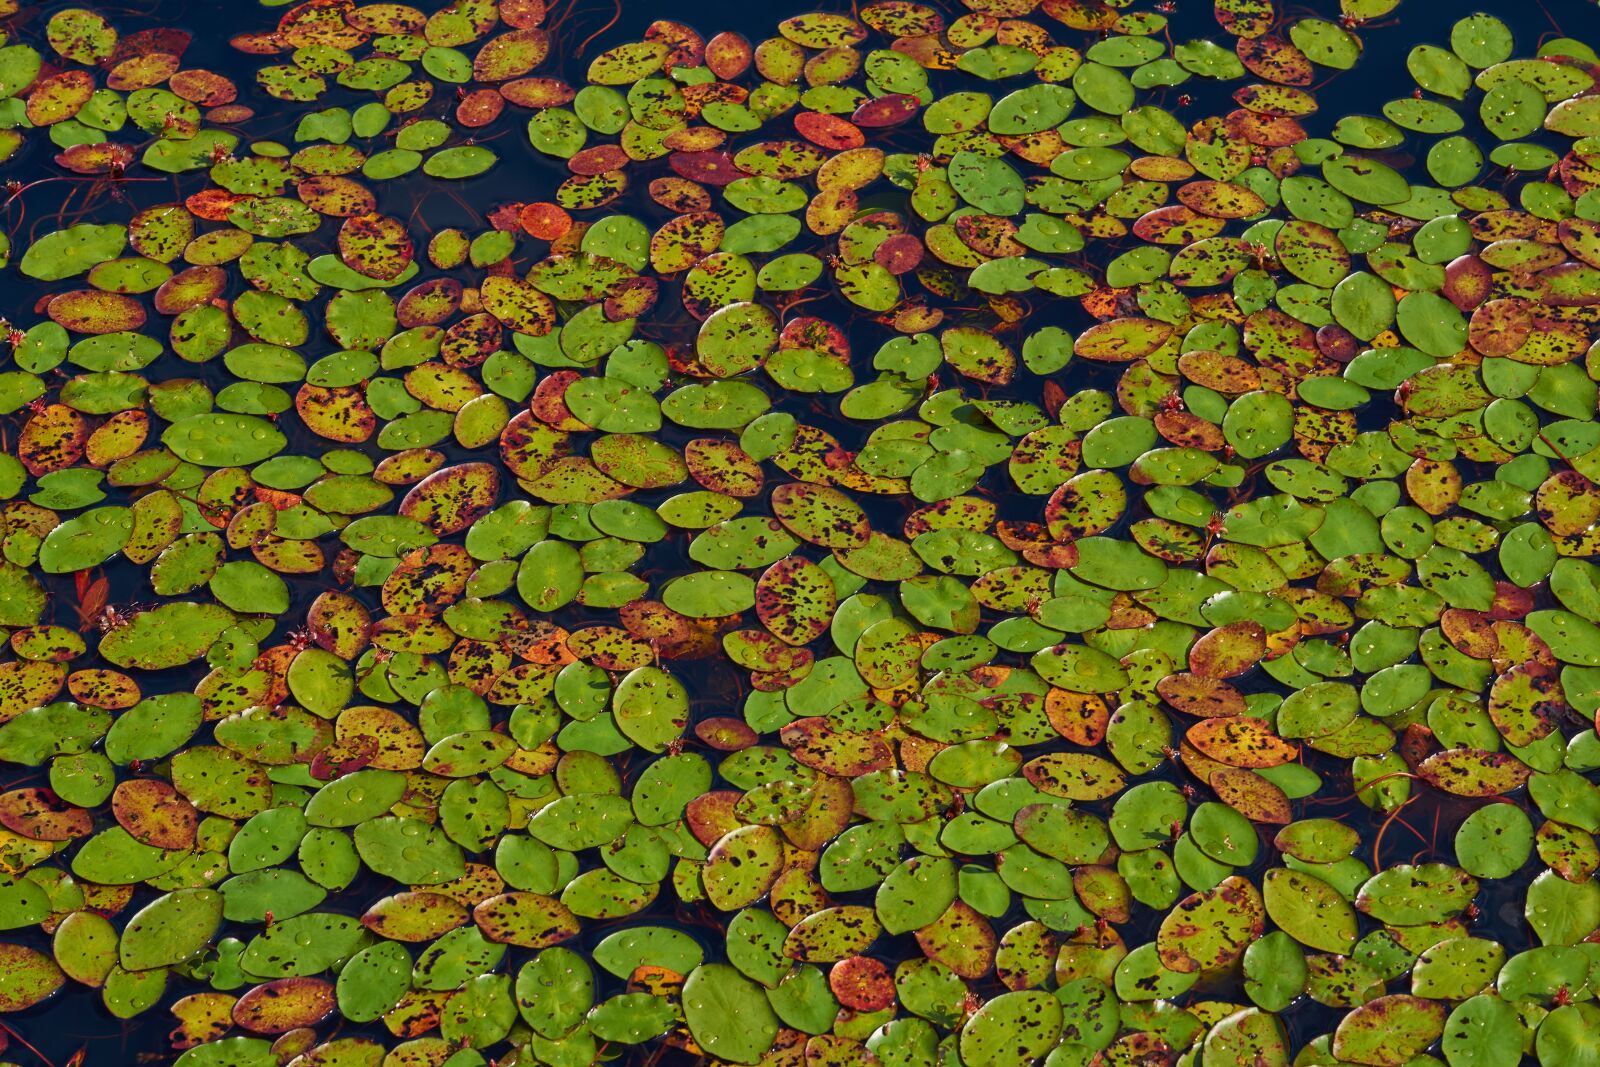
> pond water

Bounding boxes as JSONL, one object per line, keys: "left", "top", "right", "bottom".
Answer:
{"left": 4, "top": 0, "right": 1599, "bottom": 1062}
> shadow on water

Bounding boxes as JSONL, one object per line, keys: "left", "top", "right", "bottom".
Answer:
{"left": 2, "top": 0, "right": 1594, "bottom": 1061}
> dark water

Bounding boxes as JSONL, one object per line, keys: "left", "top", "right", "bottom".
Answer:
{"left": 3, "top": 0, "right": 1597, "bottom": 1061}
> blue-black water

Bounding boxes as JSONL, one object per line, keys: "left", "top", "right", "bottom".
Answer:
{"left": 4, "top": 0, "right": 1598, "bottom": 1062}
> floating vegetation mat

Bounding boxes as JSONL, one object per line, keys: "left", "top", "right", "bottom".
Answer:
{"left": 1, "top": 0, "right": 1600, "bottom": 1062}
